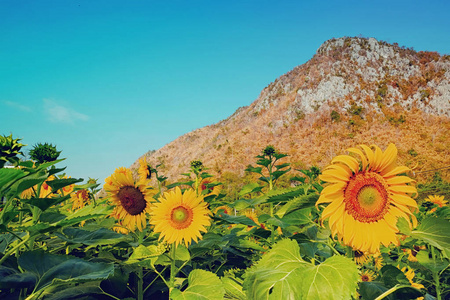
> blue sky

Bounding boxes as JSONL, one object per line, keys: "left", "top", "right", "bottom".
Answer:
{"left": 1, "top": 0, "right": 449, "bottom": 185}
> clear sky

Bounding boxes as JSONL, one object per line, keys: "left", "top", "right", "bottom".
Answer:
{"left": 1, "top": 0, "right": 449, "bottom": 185}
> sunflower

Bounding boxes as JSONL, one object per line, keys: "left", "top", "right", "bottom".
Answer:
{"left": 150, "top": 187, "right": 211, "bottom": 247}
{"left": 200, "top": 179, "right": 221, "bottom": 196}
{"left": 58, "top": 175, "right": 75, "bottom": 196}
{"left": 399, "top": 266, "right": 425, "bottom": 289}
{"left": 244, "top": 210, "right": 264, "bottom": 230}
{"left": 104, "top": 167, "right": 155, "bottom": 232}
{"left": 373, "top": 253, "right": 384, "bottom": 270}
{"left": 360, "top": 270, "right": 376, "bottom": 282}
{"left": 425, "top": 195, "right": 447, "bottom": 213}
{"left": 21, "top": 185, "right": 37, "bottom": 199}
{"left": 40, "top": 175, "right": 56, "bottom": 198}
{"left": 316, "top": 143, "right": 418, "bottom": 254}
{"left": 71, "top": 189, "right": 91, "bottom": 211}
{"left": 138, "top": 157, "right": 152, "bottom": 179}
{"left": 214, "top": 205, "right": 233, "bottom": 216}
{"left": 354, "top": 250, "right": 370, "bottom": 265}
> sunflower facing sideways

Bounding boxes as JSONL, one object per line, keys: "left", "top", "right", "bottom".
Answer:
{"left": 316, "top": 143, "right": 418, "bottom": 254}
{"left": 104, "top": 167, "right": 156, "bottom": 232}
{"left": 150, "top": 187, "right": 211, "bottom": 247}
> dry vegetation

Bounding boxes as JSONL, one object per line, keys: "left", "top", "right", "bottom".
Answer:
{"left": 131, "top": 37, "right": 450, "bottom": 186}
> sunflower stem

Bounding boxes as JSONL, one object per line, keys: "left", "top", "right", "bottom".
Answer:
{"left": 170, "top": 244, "right": 177, "bottom": 288}
{"left": 430, "top": 246, "right": 442, "bottom": 300}
{"left": 269, "top": 203, "right": 274, "bottom": 244}
{"left": 136, "top": 267, "right": 143, "bottom": 300}
{"left": 0, "top": 234, "right": 30, "bottom": 266}
{"left": 374, "top": 284, "right": 413, "bottom": 300}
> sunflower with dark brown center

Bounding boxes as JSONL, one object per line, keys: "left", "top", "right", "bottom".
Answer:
{"left": 104, "top": 167, "right": 156, "bottom": 232}
{"left": 316, "top": 144, "right": 418, "bottom": 254}
{"left": 150, "top": 187, "right": 211, "bottom": 247}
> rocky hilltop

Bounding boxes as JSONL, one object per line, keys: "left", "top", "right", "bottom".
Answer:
{"left": 132, "top": 37, "right": 450, "bottom": 183}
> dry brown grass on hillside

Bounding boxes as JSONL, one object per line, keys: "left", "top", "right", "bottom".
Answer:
{"left": 135, "top": 107, "right": 449, "bottom": 186}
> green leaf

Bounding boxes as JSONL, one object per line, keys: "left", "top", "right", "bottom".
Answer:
{"left": 21, "top": 195, "right": 71, "bottom": 212}
{"left": 379, "top": 265, "right": 410, "bottom": 288}
{"left": 359, "top": 281, "right": 391, "bottom": 300}
{"left": 0, "top": 266, "right": 36, "bottom": 289}
{"left": 275, "top": 193, "right": 318, "bottom": 218}
{"left": 56, "top": 227, "right": 133, "bottom": 246}
{"left": 222, "top": 275, "right": 246, "bottom": 300}
{"left": 281, "top": 208, "right": 313, "bottom": 226}
{"left": 215, "top": 214, "right": 258, "bottom": 226}
{"left": 410, "top": 217, "right": 450, "bottom": 258}
{"left": 0, "top": 167, "right": 25, "bottom": 195}
{"left": 170, "top": 269, "right": 225, "bottom": 300}
{"left": 46, "top": 178, "right": 83, "bottom": 192}
{"left": 243, "top": 239, "right": 358, "bottom": 300}
{"left": 165, "top": 181, "right": 195, "bottom": 190}
{"left": 416, "top": 251, "right": 449, "bottom": 272}
{"left": 126, "top": 244, "right": 166, "bottom": 269}
{"left": 19, "top": 250, "right": 114, "bottom": 293}
{"left": 239, "top": 182, "right": 263, "bottom": 197}
{"left": 265, "top": 186, "right": 308, "bottom": 203}
{"left": 36, "top": 281, "right": 104, "bottom": 300}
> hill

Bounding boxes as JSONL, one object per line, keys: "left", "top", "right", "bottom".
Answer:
{"left": 131, "top": 37, "right": 450, "bottom": 186}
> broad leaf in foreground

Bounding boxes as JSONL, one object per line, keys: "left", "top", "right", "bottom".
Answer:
{"left": 170, "top": 269, "right": 225, "bottom": 300}
{"left": 243, "top": 239, "right": 358, "bottom": 300}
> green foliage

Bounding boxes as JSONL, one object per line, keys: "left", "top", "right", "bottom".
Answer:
{"left": 330, "top": 110, "right": 341, "bottom": 122}
{"left": 347, "top": 103, "right": 364, "bottom": 116}
{"left": 29, "top": 142, "right": 61, "bottom": 164}
{"left": 1, "top": 134, "right": 449, "bottom": 299}
{"left": 0, "top": 134, "right": 26, "bottom": 168}
{"left": 170, "top": 269, "right": 225, "bottom": 300}
{"left": 243, "top": 239, "right": 359, "bottom": 299}
{"left": 408, "top": 148, "right": 418, "bottom": 157}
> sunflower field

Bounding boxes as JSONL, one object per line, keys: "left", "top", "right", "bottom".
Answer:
{"left": 0, "top": 134, "right": 449, "bottom": 300}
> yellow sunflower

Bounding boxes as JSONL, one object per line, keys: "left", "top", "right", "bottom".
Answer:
{"left": 360, "top": 270, "right": 376, "bottom": 282}
{"left": 425, "top": 195, "right": 447, "bottom": 213}
{"left": 214, "top": 205, "right": 233, "bottom": 216}
{"left": 58, "top": 175, "right": 75, "bottom": 196}
{"left": 104, "top": 167, "right": 155, "bottom": 232}
{"left": 150, "top": 187, "right": 211, "bottom": 247}
{"left": 71, "top": 189, "right": 91, "bottom": 211}
{"left": 354, "top": 250, "right": 370, "bottom": 265}
{"left": 399, "top": 266, "right": 425, "bottom": 289}
{"left": 138, "top": 157, "right": 152, "bottom": 179}
{"left": 425, "top": 195, "right": 447, "bottom": 207}
{"left": 40, "top": 175, "right": 56, "bottom": 198}
{"left": 373, "top": 253, "right": 384, "bottom": 270}
{"left": 316, "top": 143, "right": 418, "bottom": 254}
{"left": 200, "top": 179, "right": 222, "bottom": 196}
{"left": 21, "top": 185, "right": 37, "bottom": 199}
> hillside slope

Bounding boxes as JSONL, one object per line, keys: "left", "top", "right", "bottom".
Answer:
{"left": 132, "top": 37, "right": 450, "bottom": 183}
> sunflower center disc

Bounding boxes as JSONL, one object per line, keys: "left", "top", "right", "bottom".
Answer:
{"left": 117, "top": 186, "right": 146, "bottom": 215}
{"left": 344, "top": 172, "right": 389, "bottom": 223}
{"left": 171, "top": 206, "right": 193, "bottom": 229}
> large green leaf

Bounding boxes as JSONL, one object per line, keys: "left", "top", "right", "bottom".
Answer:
{"left": 276, "top": 193, "right": 319, "bottom": 218}
{"left": 0, "top": 167, "right": 25, "bottom": 195}
{"left": 0, "top": 265, "right": 36, "bottom": 289}
{"left": 46, "top": 178, "right": 84, "bottom": 192}
{"left": 170, "top": 269, "right": 225, "bottom": 300}
{"left": 222, "top": 275, "right": 246, "bottom": 300}
{"left": 126, "top": 244, "right": 166, "bottom": 269}
{"left": 36, "top": 281, "right": 104, "bottom": 300}
{"left": 410, "top": 217, "right": 450, "bottom": 258}
{"left": 21, "top": 195, "right": 71, "bottom": 212}
{"left": 243, "top": 239, "right": 358, "bottom": 300}
{"left": 56, "top": 227, "right": 133, "bottom": 247}
{"left": 18, "top": 250, "right": 114, "bottom": 296}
